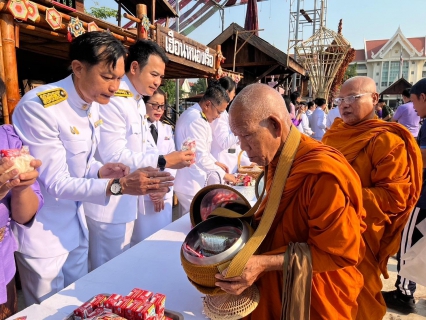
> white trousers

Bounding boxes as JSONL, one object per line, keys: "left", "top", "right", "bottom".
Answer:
{"left": 86, "top": 217, "right": 134, "bottom": 271}
{"left": 175, "top": 192, "right": 194, "bottom": 218}
{"left": 15, "top": 228, "right": 88, "bottom": 307}
{"left": 131, "top": 197, "right": 173, "bottom": 246}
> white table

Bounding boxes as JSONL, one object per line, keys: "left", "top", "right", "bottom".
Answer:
{"left": 12, "top": 214, "right": 207, "bottom": 320}
{"left": 6, "top": 304, "right": 68, "bottom": 320}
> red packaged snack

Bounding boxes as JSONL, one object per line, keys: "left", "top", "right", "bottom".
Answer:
{"left": 86, "top": 307, "right": 106, "bottom": 319}
{"left": 73, "top": 302, "right": 94, "bottom": 320}
{"left": 113, "top": 297, "right": 133, "bottom": 317}
{"left": 127, "top": 288, "right": 153, "bottom": 301}
{"left": 122, "top": 299, "right": 143, "bottom": 320}
{"left": 181, "top": 138, "right": 196, "bottom": 164}
{"left": 104, "top": 294, "right": 122, "bottom": 312}
{"left": 150, "top": 293, "right": 166, "bottom": 318}
{"left": 0, "top": 146, "right": 34, "bottom": 177}
{"left": 88, "top": 294, "right": 108, "bottom": 309}
{"left": 133, "top": 302, "right": 156, "bottom": 320}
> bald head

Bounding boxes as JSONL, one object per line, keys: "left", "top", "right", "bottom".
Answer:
{"left": 337, "top": 76, "right": 379, "bottom": 125}
{"left": 228, "top": 83, "right": 292, "bottom": 166}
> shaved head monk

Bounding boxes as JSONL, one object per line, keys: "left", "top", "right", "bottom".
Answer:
{"left": 215, "top": 83, "right": 366, "bottom": 319}
{"left": 323, "top": 76, "right": 422, "bottom": 319}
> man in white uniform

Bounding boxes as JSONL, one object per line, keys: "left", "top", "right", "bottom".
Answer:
{"left": 175, "top": 86, "right": 237, "bottom": 215}
{"left": 326, "top": 106, "right": 341, "bottom": 129}
{"left": 309, "top": 98, "right": 327, "bottom": 141}
{"left": 12, "top": 32, "right": 174, "bottom": 306}
{"left": 85, "top": 40, "right": 193, "bottom": 268}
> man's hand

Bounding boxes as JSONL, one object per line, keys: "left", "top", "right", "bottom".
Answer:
{"left": 117, "top": 167, "right": 174, "bottom": 196}
{"left": 215, "top": 161, "right": 229, "bottom": 173}
{"left": 0, "top": 158, "right": 42, "bottom": 200}
{"left": 99, "top": 163, "right": 130, "bottom": 179}
{"left": 153, "top": 199, "right": 165, "bottom": 212}
{"left": 215, "top": 254, "right": 284, "bottom": 295}
{"left": 149, "top": 191, "right": 166, "bottom": 202}
{"left": 164, "top": 150, "right": 195, "bottom": 169}
{"left": 224, "top": 173, "right": 236, "bottom": 184}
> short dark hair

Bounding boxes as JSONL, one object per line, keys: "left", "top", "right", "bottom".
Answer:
{"left": 69, "top": 31, "right": 127, "bottom": 69}
{"left": 200, "top": 84, "right": 230, "bottom": 106}
{"left": 209, "top": 77, "right": 236, "bottom": 93}
{"left": 314, "top": 98, "right": 326, "bottom": 106}
{"left": 0, "top": 77, "right": 5, "bottom": 96}
{"left": 411, "top": 78, "right": 426, "bottom": 98}
{"left": 284, "top": 97, "right": 292, "bottom": 113}
{"left": 290, "top": 91, "right": 300, "bottom": 104}
{"left": 378, "top": 98, "right": 385, "bottom": 103}
{"left": 307, "top": 101, "right": 314, "bottom": 108}
{"left": 402, "top": 89, "right": 411, "bottom": 98}
{"left": 125, "top": 40, "right": 169, "bottom": 72}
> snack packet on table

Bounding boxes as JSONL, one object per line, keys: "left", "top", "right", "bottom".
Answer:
{"left": 181, "top": 138, "right": 196, "bottom": 164}
{"left": 0, "top": 145, "right": 35, "bottom": 178}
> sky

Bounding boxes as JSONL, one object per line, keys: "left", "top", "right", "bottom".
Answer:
{"left": 88, "top": 0, "right": 426, "bottom": 52}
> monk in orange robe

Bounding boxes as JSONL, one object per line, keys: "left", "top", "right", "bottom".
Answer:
{"left": 322, "top": 76, "right": 422, "bottom": 320}
{"left": 215, "top": 83, "right": 366, "bottom": 319}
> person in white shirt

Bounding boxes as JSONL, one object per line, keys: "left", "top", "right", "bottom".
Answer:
{"left": 306, "top": 101, "right": 316, "bottom": 117}
{"left": 136, "top": 89, "right": 177, "bottom": 240}
{"left": 84, "top": 40, "right": 193, "bottom": 270}
{"left": 296, "top": 102, "right": 314, "bottom": 136}
{"left": 175, "top": 86, "right": 237, "bottom": 215}
{"left": 12, "top": 32, "right": 174, "bottom": 305}
{"left": 326, "top": 105, "right": 341, "bottom": 129}
{"left": 210, "top": 77, "right": 250, "bottom": 173}
{"left": 309, "top": 98, "right": 327, "bottom": 141}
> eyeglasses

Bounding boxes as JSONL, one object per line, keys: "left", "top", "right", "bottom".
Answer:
{"left": 146, "top": 102, "right": 165, "bottom": 110}
{"left": 333, "top": 93, "right": 372, "bottom": 106}
{"left": 210, "top": 100, "right": 223, "bottom": 116}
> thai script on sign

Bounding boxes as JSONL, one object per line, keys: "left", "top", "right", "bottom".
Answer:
{"left": 165, "top": 31, "right": 214, "bottom": 68}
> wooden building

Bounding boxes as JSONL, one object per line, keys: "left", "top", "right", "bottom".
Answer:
{"left": 208, "top": 23, "right": 306, "bottom": 87}
{"left": 0, "top": 0, "right": 239, "bottom": 124}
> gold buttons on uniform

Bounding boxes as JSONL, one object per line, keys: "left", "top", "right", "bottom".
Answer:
{"left": 82, "top": 104, "right": 88, "bottom": 110}
{"left": 135, "top": 94, "right": 141, "bottom": 100}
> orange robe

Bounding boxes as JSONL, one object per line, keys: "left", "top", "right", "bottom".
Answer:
{"left": 245, "top": 135, "right": 366, "bottom": 320}
{"left": 322, "top": 118, "right": 422, "bottom": 320}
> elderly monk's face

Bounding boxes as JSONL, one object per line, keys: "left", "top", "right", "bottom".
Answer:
{"left": 230, "top": 115, "right": 280, "bottom": 166}
{"left": 337, "top": 77, "right": 378, "bottom": 125}
{"left": 411, "top": 93, "right": 426, "bottom": 118}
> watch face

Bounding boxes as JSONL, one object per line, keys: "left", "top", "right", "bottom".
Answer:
{"left": 111, "top": 183, "right": 121, "bottom": 194}
{"left": 159, "top": 157, "right": 166, "bottom": 166}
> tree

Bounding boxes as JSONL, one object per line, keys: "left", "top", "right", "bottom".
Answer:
{"left": 162, "top": 80, "right": 177, "bottom": 106}
{"left": 344, "top": 63, "right": 357, "bottom": 81}
{"left": 190, "top": 78, "right": 207, "bottom": 95}
{"left": 86, "top": 1, "right": 117, "bottom": 20}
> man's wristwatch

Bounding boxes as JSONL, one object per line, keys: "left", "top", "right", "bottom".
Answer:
{"left": 110, "top": 179, "right": 122, "bottom": 195}
{"left": 158, "top": 155, "right": 166, "bottom": 171}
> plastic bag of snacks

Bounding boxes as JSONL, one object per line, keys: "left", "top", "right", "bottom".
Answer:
{"left": 0, "top": 146, "right": 35, "bottom": 178}
{"left": 199, "top": 188, "right": 242, "bottom": 221}
{"left": 181, "top": 138, "right": 196, "bottom": 164}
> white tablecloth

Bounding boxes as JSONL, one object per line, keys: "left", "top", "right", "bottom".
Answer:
{"left": 6, "top": 304, "right": 67, "bottom": 320}
{"left": 32, "top": 214, "right": 207, "bottom": 319}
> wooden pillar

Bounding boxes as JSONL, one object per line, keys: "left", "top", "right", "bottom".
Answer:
{"left": 0, "top": 22, "right": 9, "bottom": 124}
{"left": 0, "top": 14, "right": 20, "bottom": 122}
{"left": 136, "top": 4, "right": 148, "bottom": 40}
{"left": 151, "top": 0, "right": 156, "bottom": 25}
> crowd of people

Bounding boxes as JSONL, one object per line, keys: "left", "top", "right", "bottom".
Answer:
{"left": 1, "top": 30, "right": 426, "bottom": 320}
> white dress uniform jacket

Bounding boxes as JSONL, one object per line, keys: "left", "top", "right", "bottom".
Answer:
{"left": 12, "top": 75, "right": 110, "bottom": 258}
{"left": 174, "top": 104, "right": 226, "bottom": 196}
{"left": 309, "top": 107, "right": 327, "bottom": 141}
{"left": 297, "top": 112, "right": 314, "bottom": 136}
{"left": 210, "top": 110, "right": 250, "bottom": 174}
{"left": 132, "top": 120, "right": 176, "bottom": 241}
{"left": 326, "top": 107, "right": 341, "bottom": 129}
{"left": 84, "top": 75, "right": 159, "bottom": 224}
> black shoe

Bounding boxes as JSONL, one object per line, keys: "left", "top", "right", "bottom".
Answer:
{"left": 382, "top": 290, "right": 416, "bottom": 312}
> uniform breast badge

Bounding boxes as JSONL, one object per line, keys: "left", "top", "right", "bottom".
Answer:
{"left": 165, "top": 136, "right": 171, "bottom": 140}
{"left": 37, "top": 88, "right": 68, "bottom": 108}
{"left": 70, "top": 126, "right": 80, "bottom": 135}
{"left": 94, "top": 119, "right": 104, "bottom": 128}
{"left": 114, "top": 89, "right": 133, "bottom": 98}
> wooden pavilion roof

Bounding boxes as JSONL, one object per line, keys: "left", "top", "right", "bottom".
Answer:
{"left": 380, "top": 77, "right": 412, "bottom": 95}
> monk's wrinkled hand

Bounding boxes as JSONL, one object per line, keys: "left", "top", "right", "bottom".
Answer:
{"left": 214, "top": 255, "right": 265, "bottom": 295}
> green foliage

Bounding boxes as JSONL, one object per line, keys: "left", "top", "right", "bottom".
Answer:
{"left": 190, "top": 78, "right": 207, "bottom": 95}
{"left": 162, "top": 79, "right": 177, "bottom": 105}
{"left": 86, "top": 1, "right": 117, "bottom": 20}
{"left": 344, "top": 63, "right": 357, "bottom": 81}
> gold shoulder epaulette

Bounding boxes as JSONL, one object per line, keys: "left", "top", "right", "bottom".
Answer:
{"left": 37, "top": 88, "right": 68, "bottom": 108}
{"left": 114, "top": 89, "right": 133, "bottom": 98}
